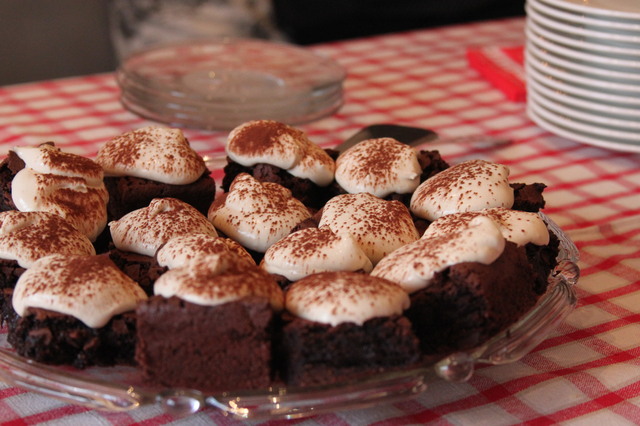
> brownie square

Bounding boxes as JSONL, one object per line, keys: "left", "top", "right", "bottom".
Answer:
{"left": 135, "top": 295, "right": 275, "bottom": 392}
{"left": 0, "top": 258, "right": 25, "bottom": 326}
{"left": 108, "top": 248, "right": 166, "bottom": 296}
{"left": 104, "top": 172, "right": 216, "bottom": 220}
{"left": 279, "top": 314, "right": 420, "bottom": 387}
{"left": 406, "top": 242, "right": 540, "bottom": 355}
{"left": 7, "top": 308, "right": 138, "bottom": 369}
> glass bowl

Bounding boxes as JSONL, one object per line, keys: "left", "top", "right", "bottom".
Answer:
{"left": 0, "top": 214, "right": 579, "bottom": 420}
{"left": 116, "top": 38, "right": 346, "bottom": 130}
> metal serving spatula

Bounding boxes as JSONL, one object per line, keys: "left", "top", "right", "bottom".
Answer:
{"left": 334, "top": 123, "right": 438, "bottom": 152}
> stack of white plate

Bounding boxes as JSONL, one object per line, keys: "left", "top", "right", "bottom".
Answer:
{"left": 525, "top": 0, "right": 640, "bottom": 152}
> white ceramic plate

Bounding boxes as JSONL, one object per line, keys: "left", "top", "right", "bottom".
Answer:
{"left": 526, "top": 27, "right": 640, "bottom": 70}
{"left": 526, "top": 73, "right": 640, "bottom": 119}
{"left": 529, "top": 0, "right": 640, "bottom": 33}
{"left": 529, "top": 88, "right": 640, "bottom": 131}
{"left": 527, "top": 5, "right": 640, "bottom": 46}
{"left": 526, "top": 40, "right": 640, "bottom": 83}
{"left": 527, "top": 12, "right": 640, "bottom": 56}
{"left": 528, "top": 94, "right": 640, "bottom": 141}
{"left": 526, "top": 57, "right": 640, "bottom": 106}
{"left": 538, "top": 0, "right": 640, "bottom": 20}
{"left": 526, "top": 47, "right": 640, "bottom": 94}
{"left": 527, "top": 102, "right": 640, "bottom": 153}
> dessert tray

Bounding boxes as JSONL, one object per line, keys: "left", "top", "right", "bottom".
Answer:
{"left": 116, "top": 38, "right": 346, "bottom": 130}
{"left": 0, "top": 214, "right": 579, "bottom": 420}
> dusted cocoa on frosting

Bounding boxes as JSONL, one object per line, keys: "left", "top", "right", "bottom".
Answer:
{"left": 156, "top": 233, "right": 254, "bottom": 270}
{"left": 0, "top": 211, "right": 95, "bottom": 268}
{"left": 12, "top": 254, "right": 147, "bottom": 328}
{"left": 154, "top": 254, "right": 284, "bottom": 310}
{"left": 410, "top": 159, "right": 514, "bottom": 221}
{"left": 319, "top": 193, "right": 419, "bottom": 265}
{"left": 208, "top": 173, "right": 311, "bottom": 253}
{"left": 10, "top": 144, "right": 108, "bottom": 242}
{"left": 285, "top": 271, "right": 410, "bottom": 326}
{"left": 261, "top": 227, "right": 373, "bottom": 282}
{"left": 335, "top": 137, "right": 422, "bottom": 198}
{"left": 424, "top": 208, "right": 550, "bottom": 247}
{"left": 226, "top": 120, "right": 335, "bottom": 186}
{"left": 110, "top": 198, "right": 218, "bottom": 257}
{"left": 371, "top": 216, "right": 506, "bottom": 293}
{"left": 96, "top": 126, "right": 207, "bottom": 185}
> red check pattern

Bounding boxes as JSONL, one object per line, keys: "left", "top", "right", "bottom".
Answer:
{"left": 1, "top": 16, "right": 639, "bottom": 425}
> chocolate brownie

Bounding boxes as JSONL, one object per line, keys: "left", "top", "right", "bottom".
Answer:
{"left": 0, "top": 151, "right": 24, "bottom": 212}
{"left": 136, "top": 296, "right": 275, "bottom": 392}
{"left": 405, "top": 242, "right": 541, "bottom": 355}
{"left": 108, "top": 248, "right": 166, "bottom": 296}
{"left": 279, "top": 314, "right": 420, "bottom": 387}
{"left": 511, "top": 182, "right": 547, "bottom": 212}
{"left": 104, "top": 172, "right": 216, "bottom": 220}
{"left": 6, "top": 309, "right": 138, "bottom": 369}
{"left": 0, "top": 259, "right": 24, "bottom": 325}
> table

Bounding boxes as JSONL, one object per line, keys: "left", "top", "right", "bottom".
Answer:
{"left": 1, "top": 16, "right": 639, "bottom": 425}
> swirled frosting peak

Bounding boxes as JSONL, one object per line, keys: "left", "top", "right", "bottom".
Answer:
{"left": 0, "top": 211, "right": 95, "bottom": 268}
{"left": 109, "top": 198, "right": 218, "bottom": 257}
{"left": 96, "top": 126, "right": 206, "bottom": 185}
{"left": 372, "top": 215, "right": 506, "bottom": 293}
{"left": 261, "top": 227, "right": 373, "bottom": 281}
{"left": 285, "top": 271, "right": 410, "bottom": 326}
{"left": 10, "top": 144, "right": 108, "bottom": 242}
{"left": 410, "top": 159, "right": 514, "bottom": 221}
{"left": 318, "top": 193, "right": 419, "bottom": 264}
{"left": 226, "top": 120, "right": 335, "bottom": 186}
{"left": 208, "top": 173, "right": 311, "bottom": 253}
{"left": 154, "top": 254, "right": 284, "bottom": 310}
{"left": 12, "top": 254, "right": 147, "bottom": 328}
{"left": 335, "top": 137, "right": 422, "bottom": 198}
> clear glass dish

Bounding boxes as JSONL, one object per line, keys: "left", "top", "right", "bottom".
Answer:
{"left": 116, "top": 38, "right": 346, "bottom": 131}
{"left": 0, "top": 214, "right": 580, "bottom": 420}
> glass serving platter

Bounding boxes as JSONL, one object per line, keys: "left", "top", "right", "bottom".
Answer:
{"left": 0, "top": 214, "right": 579, "bottom": 420}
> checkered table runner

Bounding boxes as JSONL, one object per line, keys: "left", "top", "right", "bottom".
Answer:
{"left": 1, "top": 16, "right": 639, "bottom": 425}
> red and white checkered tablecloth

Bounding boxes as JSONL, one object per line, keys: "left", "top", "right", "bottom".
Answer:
{"left": 1, "top": 16, "right": 639, "bottom": 425}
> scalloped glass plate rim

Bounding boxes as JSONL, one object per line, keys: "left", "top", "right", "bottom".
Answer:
{"left": 0, "top": 214, "right": 580, "bottom": 420}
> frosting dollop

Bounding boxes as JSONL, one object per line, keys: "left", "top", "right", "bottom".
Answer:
{"left": 12, "top": 254, "right": 148, "bottom": 328}
{"left": 261, "top": 227, "right": 373, "bottom": 282}
{"left": 285, "top": 271, "right": 410, "bottom": 326}
{"left": 371, "top": 216, "right": 506, "bottom": 293}
{"left": 424, "top": 208, "right": 550, "bottom": 247}
{"left": 95, "top": 126, "right": 207, "bottom": 185}
{"left": 154, "top": 254, "right": 284, "bottom": 310}
{"left": 156, "top": 233, "right": 255, "bottom": 269}
{"left": 335, "top": 138, "right": 422, "bottom": 198}
{"left": 410, "top": 159, "right": 514, "bottom": 221}
{"left": 319, "top": 193, "right": 419, "bottom": 264}
{"left": 110, "top": 198, "right": 218, "bottom": 257}
{"left": 0, "top": 211, "right": 95, "bottom": 268}
{"left": 208, "top": 173, "right": 311, "bottom": 253}
{"left": 10, "top": 144, "right": 108, "bottom": 241}
{"left": 226, "top": 120, "right": 335, "bottom": 186}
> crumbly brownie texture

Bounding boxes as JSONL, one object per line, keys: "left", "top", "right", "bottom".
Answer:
{"left": 103, "top": 172, "right": 216, "bottom": 219}
{"left": 108, "top": 248, "right": 166, "bottom": 296}
{"left": 7, "top": 309, "right": 137, "bottom": 369}
{"left": 511, "top": 182, "right": 547, "bottom": 212}
{"left": 0, "top": 259, "right": 24, "bottom": 325}
{"left": 0, "top": 151, "right": 24, "bottom": 212}
{"left": 279, "top": 314, "right": 420, "bottom": 387}
{"left": 405, "top": 241, "right": 541, "bottom": 355}
{"left": 136, "top": 296, "right": 275, "bottom": 392}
